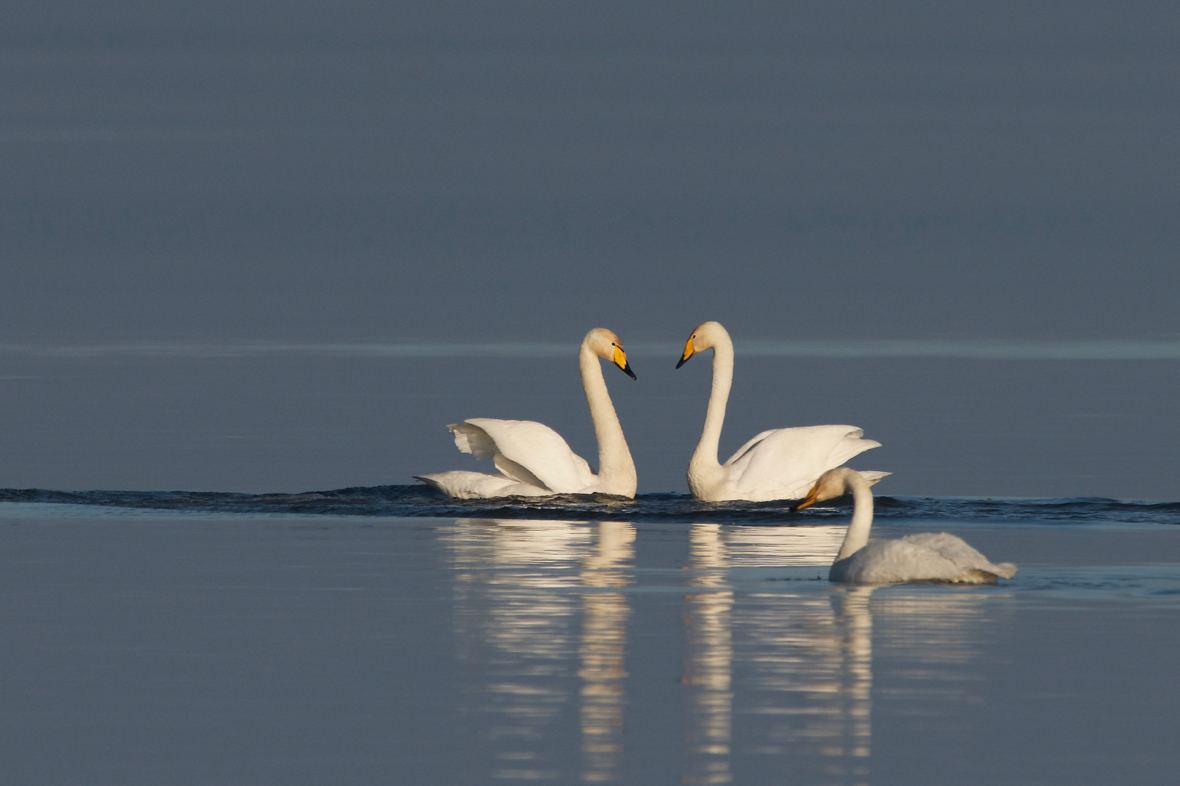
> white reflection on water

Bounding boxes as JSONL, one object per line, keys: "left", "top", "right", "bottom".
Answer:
{"left": 684, "top": 525, "right": 858, "bottom": 784}
{"left": 684, "top": 524, "right": 999, "bottom": 786}
{"left": 683, "top": 524, "right": 735, "bottom": 784}
{"left": 578, "top": 521, "right": 635, "bottom": 783}
{"left": 730, "top": 584, "right": 874, "bottom": 786}
{"left": 445, "top": 518, "right": 1004, "bottom": 784}
{"left": 446, "top": 518, "right": 634, "bottom": 783}
{"left": 723, "top": 524, "right": 847, "bottom": 568}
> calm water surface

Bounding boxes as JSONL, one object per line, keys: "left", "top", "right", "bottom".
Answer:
{"left": 2, "top": 501, "right": 1177, "bottom": 785}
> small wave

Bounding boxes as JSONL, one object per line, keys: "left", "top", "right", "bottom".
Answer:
{"left": 1, "top": 486, "right": 1177, "bottom": 526}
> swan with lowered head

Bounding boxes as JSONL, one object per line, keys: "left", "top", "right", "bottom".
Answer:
{"left": 415, "top": 328, "right": 638, "bottom": 499}
{"left": 794, "top": 467, "right": 1018, "bottom": 584}
{"left": 676, "top": 321, "right": 887, "bottom": 501}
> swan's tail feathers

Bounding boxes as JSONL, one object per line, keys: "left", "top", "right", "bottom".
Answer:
{"left": 448, "top": 421, "right": 498, "bottom": 460}
{"left": 853, "top": 434, "right": 883, "bottom": 452}
{"left": 858, "top": 470, "right": 891, "bottom": 487}
{"left": 956, "top": 569, "right": 1001, "bottom": 584}
{"left": 411, "top": 470, "right": 550, "bottom": 499}
{"left": 413, "top": 474, "right": 445, "bottom": 493}
{"left": 826, "top": 428, "right": 881, "bottom": 471}
{"left": 838, "top": 427, "right": 882, "bottom": 452}
{"left": 992, "top": 562, "right": 1018, "bottom": 579}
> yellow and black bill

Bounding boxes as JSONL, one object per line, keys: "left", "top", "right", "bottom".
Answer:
{"left": 613, "top": 345, "right": 637, "bottom": 379}
{"left": 790, "top": 484, "right": 821, "bottom": 513}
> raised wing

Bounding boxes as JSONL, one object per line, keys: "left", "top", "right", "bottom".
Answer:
{"left": 449, "top": 418, "right": 596, "bottom": 494}
{"left": 724, "top": 424, "right": 882, "bottom": 499}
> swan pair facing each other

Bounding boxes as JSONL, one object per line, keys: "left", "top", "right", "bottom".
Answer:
{"left": 415, "top": 322, "right": 884, "bottom": 502}
{"left": 416, "top": 323, "right": 1019, "bottom": 585}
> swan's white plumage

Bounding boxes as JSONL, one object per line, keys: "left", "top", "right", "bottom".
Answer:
{"left": 415, "top": 328, "right": 637, "bottom": 499}
{"left": 412, "top": 469, "right": 554, "bottom": 498}
{"left": 830, "top": 536, "right": 1018, "bottom": 584}
{"left": 677, "top": 321, "right": 885, "bottom": 501}
{"left": 795, "top": 467, "right": 1018, "bottom": 585}
{"left": 725, "top": 425, "right": 884, "bottom": 499}
{"left": 452, "top": 418, "right": 596, "bottom": 492}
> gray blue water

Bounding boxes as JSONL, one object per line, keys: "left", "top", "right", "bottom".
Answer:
{"left": 2, "top": 500, "right": 1178, "bottom": 785}
{"left": 4, "top": 3, "right": 1180, "bottom": 779}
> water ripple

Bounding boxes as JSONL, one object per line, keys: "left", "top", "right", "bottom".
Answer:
{"left": 1, "top": 486, "right": 1177, "bottom": 526}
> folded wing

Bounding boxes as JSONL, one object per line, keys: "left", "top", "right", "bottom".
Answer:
{"left": 903, "top": 533, "right": 1019, "bottom": 579}
{"left": 725, "top": 425, "right": 882, "bottom": 499}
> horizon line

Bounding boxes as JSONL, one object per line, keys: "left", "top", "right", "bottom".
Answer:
{"left": 2, "top": 338, "right": 1180, "bottom": 361}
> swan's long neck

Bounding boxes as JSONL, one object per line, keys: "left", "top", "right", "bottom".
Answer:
{"left": 691, "top": 334, "right": 734, "bottom": 472}
{"left": 579, "top": 343, "right": 636, "bottom": 496}
{"left": 834, "top": 470, "right": 875, "bottom": 562}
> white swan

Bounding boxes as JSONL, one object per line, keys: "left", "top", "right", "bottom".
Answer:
{"left": 676, "top": 321, "right": 886, "bottom": 501}
{"left": 414, "top": 328, "right": 638, "bottom": 499}
{"left": 794, "top": 467, "right": 1018, "bottom": 584}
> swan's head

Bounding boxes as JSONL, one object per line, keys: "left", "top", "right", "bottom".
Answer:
{"left": 676, "top": 321, "right": 729, "bottom": 368}
{"left": 585, "top": 328, "right": 636, "bottom": 380}
{"left": 792, "top": 467, "right": 858, "bottom": 512}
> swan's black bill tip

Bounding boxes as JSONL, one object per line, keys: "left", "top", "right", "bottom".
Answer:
{"left": 622, "top": 362, "right": 637, "bottom": 380}
{"left": 676, "top": 357, "right": 689, "bottom": 369}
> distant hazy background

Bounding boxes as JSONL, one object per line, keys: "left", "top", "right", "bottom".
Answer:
{"left": 2, "top": 2, "right": 1177, "bottom": 498}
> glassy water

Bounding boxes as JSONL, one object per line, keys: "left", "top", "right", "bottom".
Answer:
{"left": 2, "top": 500, "right": 1177, "bottom": 785}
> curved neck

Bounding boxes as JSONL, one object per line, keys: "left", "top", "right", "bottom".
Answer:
{"left": 579, "top": 343, "right": 636, "bottom": 494}
{"left": 692, "top": 335, "right": 734, "bottom": 471}
{"left": 834, "top": 471, "right": 875, "bottom": 561}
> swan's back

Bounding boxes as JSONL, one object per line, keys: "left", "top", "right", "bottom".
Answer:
{"left": 724, "top": 425, "right": 881, "bottom": 500}
{"left": 830, "top": 533, "right": 1019, "bottom": 584}
{"left": 902, "top": 533, "right": 1018, "bottom": 578}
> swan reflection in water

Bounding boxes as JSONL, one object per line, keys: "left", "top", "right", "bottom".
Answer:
{"left": 683, "top": 524, "right": 859, "bottom": 785}
{"left": 683, "top": 524, "right": 997, "bottom": 786}
{"left": 445, "top": 518, "right": 999, "bottom": 784}
{"left": 446, "top": 518, "right": 634, "bottom": 783}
